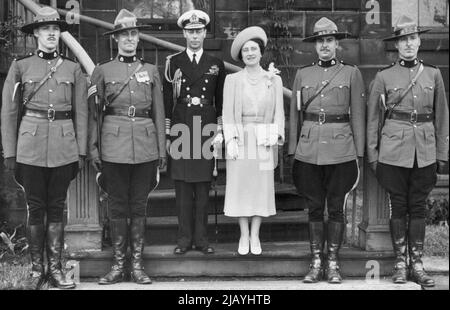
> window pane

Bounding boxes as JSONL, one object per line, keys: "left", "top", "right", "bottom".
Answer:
{"left": 419, "top": 0, "right": 448, "bottom": 26}
{"left": 392, "top": 0, "right": 449, "bottom": 27}
{"left": 123, "top": 0, "right": 210, "bottom": 19}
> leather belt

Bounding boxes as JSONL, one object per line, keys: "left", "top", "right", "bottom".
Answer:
{"left": 179, "top": 97, "right": 212, "bottom": 107}
{"left": 105, "top": 106, "right": 151, "bottom": 118}
{"left": 388, "top": 111, "right": 433, "bottom": 123}
{"left": 24, "top": 108, "right": 72, "bottom": 121}
{"left": 304, "top": 112, "right": 350, "bottom": 124}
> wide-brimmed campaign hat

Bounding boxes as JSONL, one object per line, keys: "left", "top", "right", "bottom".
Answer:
{"left": 177, "top": 9, "right": 210, "bottom": 29}
{"left": 21, "top": 6, "right": 69, "bottom": 35}
{"left": 103, "top": 9, "right": 150, "bottom": 36}
{"left": 230, "top": 26, "right": 268, "bottom": 61}
{"left": 303, "top": 17, "right": 352, "bottom": 42}
{"left": 383, "top": 15, "right": 430, "bottom": 41}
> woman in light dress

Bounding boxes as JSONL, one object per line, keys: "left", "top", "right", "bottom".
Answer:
{"left": 222, "top": 26, "right": 285, "bottom": 255}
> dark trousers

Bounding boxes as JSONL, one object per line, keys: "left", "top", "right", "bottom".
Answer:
{"left": 376, "top": 159, "right": 437, "bottom": 219}
{"left": 174, "top": 180, "right": 210, "bottom": 248}
{"left": 102, "top": 161, "right": 158, "bottom": 219}
{"left": 18, "top": 162, "right": 77, "bottom": 225}
{"left": 292, "top": 160, "right": 359, "bottom": 223}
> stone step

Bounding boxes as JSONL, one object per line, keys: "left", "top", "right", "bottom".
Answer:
{"left": 68, "top": 241, "right": 396, "bottom": 278}
{"left": 67, "top": 278, "right": 421, "bottom": 290}
{"left": 143, "top": 210, "right": 309, "bottom": 245}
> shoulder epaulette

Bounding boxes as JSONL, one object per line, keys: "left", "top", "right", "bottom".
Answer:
{"left": 420, "top": 60, "right": 437, "bottom": 69}
{"left": 379, "top": 62, "right": 395, "bottom": 72}
{"left": 340, "top": 60, "right": 355, "bottom": 67}
{"left": 14, "top": 52, "right": 34, "bottom": 62}
{"left": 299, "top": 62, "right": 315, "bottom": 70}
{"left": 97, "top": 57, "right": 114, "bottom": 66}
{"left": 60, "top": 54, "right": 75, "bottom": 62}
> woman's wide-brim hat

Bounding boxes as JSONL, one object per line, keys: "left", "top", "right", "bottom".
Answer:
{"left": 382, "top": 15, "right": 430, "bottom": 41}
{"left": 230, "top": 26, "right": 268, "bottom": 62}
{"left": 21, "top": 6, "right": 69, "bottom": 35}
{"left": 103, "top": 9, "right": 151, "bottom": 36}
{"left": 303, "top": 17, "right": 353, "bottom": 42}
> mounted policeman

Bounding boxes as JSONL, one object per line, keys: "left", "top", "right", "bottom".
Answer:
{"left": 1, "top": 6, "right": 87, "bottom": 289}
{"left": 87, "top": 9, "right": 166, "bottom": 285}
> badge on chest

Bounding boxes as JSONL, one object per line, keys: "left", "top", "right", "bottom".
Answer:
{"left": 135, "top": 71, "right": 150, "bottom": 83}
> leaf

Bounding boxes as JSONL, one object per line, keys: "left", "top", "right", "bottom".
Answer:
{"left": 0, "top": 232, "right": 15, "bottom": 255}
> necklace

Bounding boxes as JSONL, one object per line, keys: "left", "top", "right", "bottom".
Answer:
{"left": 245, "top": 67, "right": 264, "bottom": 85}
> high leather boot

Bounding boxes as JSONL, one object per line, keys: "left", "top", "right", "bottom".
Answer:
{"left": 303, "top": 222, "right": 325, "bottom": 283}
{"left": 326, "top": 221, "right": 345, "bottom": 284}
{"left": 389, "top": 218, "right": 408, "bottom": 284}
{"left": 130, "top": 217, "right": 152, "bottom": 284}
{"left": 26, "top": 224, "right": 46, "bottom": 290}
{"left": 408, "top": 218, "right": 435, "bottom": 287}
{"left": 98, "top": 218, "right": 128, "bottom": 285}
{"left": 46, "top": 223, "right": 75, "bottom": 289}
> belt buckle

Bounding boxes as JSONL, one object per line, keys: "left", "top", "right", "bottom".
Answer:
{"left": 191, "top": 97, "right": 200, "bottom": 106}
{"left": 410, "top": 110, "right": 417, "bottom": 123}
{"left": 318, "top": 111, "right": 326, "bottom": 125}
{"left": 128, "top": 106, "right": 136, "bottom": 118}
{"left": 47, "top": 108, "right": 55, "bottom": 121}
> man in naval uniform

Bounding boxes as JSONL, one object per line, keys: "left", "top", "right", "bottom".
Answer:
{"left": 88, "top": 9, "right": 166, "bottom": 285}
{"left": 288, "top": 17, "right": 366, "bottom": 284}
{"left": 164, "top": 10, "right": 225, "bottom": 255}
{"left": 367, "top": 15, "right": 449, "bottom": 287}
{"left": 1, "top": 6, "right": 87, "bottom": 289}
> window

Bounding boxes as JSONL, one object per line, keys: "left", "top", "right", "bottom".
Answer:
{"left": 392, "top": 0, "right": 449, "bottom": 29}
{"left": 121, "top": 0, "right": 213, "bottom": 33}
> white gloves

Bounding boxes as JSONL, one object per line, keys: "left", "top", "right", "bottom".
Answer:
{"left": 226, "top": 139, "right": 239, "bottom": 160}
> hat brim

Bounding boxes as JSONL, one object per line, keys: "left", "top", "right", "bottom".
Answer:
{"left": 21, "top": 20, "right": 69, "bottom": 35}
{"left": 103, "top": 25, "right": 151, "bottom": 36}
{"left": 382, "top": 29, "right": 430, "bottom": 41}
{"left": 303, "top": 32, "right": 353, "bottom": 42}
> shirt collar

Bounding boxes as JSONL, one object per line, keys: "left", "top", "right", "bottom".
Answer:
{"left": 317, "top": 58, "right": 337, "bottom": 68}
{"left": 118, "top": 54, "right": 138, "bottom": 63}
{"left": 37, "top": 50, "right": 59, "bottom": 60}
{"left": 399, "top": 58, "right": 419, "bottom": 68}
{"left": 186, "top": 48, "right": 203, "bottom": 63}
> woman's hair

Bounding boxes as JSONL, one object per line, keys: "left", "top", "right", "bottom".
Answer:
{"left": 238, "top": 38, "right": 265, "bottom": 61}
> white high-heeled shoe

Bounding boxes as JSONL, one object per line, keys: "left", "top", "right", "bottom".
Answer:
{"left": 238, "top": 236, "right": 250, "bottom": 255}
{"left": 250, "top": 236, "right": 262, "bottom": 255}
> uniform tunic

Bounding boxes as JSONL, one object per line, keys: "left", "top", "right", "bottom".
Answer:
{"left": 164, "top": 50, "right": 225, "bottom": 182}
{"left": 1, "top": 51, "right": 87, "bottom": 167}
{"left": 223, "top": 69, "right": 285, "bottom": 217}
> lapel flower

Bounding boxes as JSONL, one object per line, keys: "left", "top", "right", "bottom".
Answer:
{"left": 265, "top": 62, "right": 280, "bottom": 88}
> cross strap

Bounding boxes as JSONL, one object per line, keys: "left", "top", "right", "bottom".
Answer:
{"left": 23, "top": 57, "right": 64, "bottom": 105}
{"left": 106, "top": 62, "right": 144, "bottom": 105}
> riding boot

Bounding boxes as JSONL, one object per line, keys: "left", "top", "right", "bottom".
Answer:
{"left": 303, "top": 222, "right": 325, "bottom": 283}
{"left": 408, "top": 218, "right": 435, "bottom": 287}
{"left": 98, "top": 218, "right": 128, "bottom": 285}
{"left": 26, "top": 224, "right": 46, "bottom": 290}
{"left": 46, "top": 223, "right": 75, "bottom": 289}
{"left": 326, "top": 221, "right": 345, "bottom": 284}
{"left": 130, "top": 217, "right": 151, "bottom": 284}
{"left": 389, "top": 218, "right": 408, "bottom": 284}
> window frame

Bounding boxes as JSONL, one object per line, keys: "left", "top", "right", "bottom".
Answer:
{"left": 118, "top": 0, "right": 215, "bottom": 37}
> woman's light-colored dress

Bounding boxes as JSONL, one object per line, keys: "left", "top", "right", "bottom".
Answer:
{"left": 222, "top": 67, "right": 285, "bottom": 217}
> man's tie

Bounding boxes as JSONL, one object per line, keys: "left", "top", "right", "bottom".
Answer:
{"left": 192, "top": 53, "right": 197, "bottom": 66}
